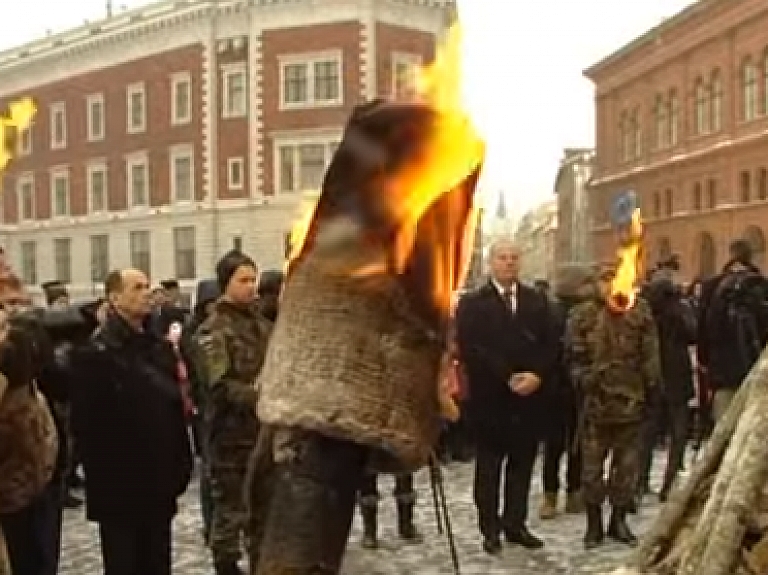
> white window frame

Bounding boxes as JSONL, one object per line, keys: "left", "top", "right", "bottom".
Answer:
{"left": 126, "top": 82, "right": 147, "bottom": 134}
{"left": 273, "top": 132, "right": 342, "bottom": 194}
{"left": 50, "top": 102, "right": 67, "bottom": 150}
{"left": 227, "top": 157, "right": 244, "bottom": 190}
{"left": 279, "top": 50, "right": 343, "bottom": 111}
{"left": 222, "top": 62, "right": 247, "bottom": 119}
{"left": 171, "top": 72, "right": 192, "bottom": 125}
{"left": 17, "top": 125, "right": 32, "bottom": 156}
{"left": 16, "top": 173, "right": 34, "bottom": 222}
{"left": 170, "top": 144, "right": 194, "bottom": 203}
{"left": 391, "top": 52, "right": 422, "bottom": 98}
{"left": 87, "top": 93, "right": 105, "bottom": 142}
{"left": 49, "top": 167, "right": 70, "bottom": 218}
{"left": 87, "top": 161, "right": 108, "bottom": 214}
{"left": 126, "top": 152, "right": 149, "bottom": 208}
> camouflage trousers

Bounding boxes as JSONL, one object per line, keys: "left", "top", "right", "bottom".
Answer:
{"left": 0, "top": 526, "right": 9, "bottom": 575}
{"left": 581, "top": 419, "right": 641, "bottom": 508}
{"left": 209, "top": 449, "right": 259, "bottom": 567}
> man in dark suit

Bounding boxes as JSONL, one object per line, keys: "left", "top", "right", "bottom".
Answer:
{"left": 456, "top": 239, "right": 556, "bottom": 554}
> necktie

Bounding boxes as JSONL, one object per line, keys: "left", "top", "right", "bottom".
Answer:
{"left": 504, "top": 288, "right": 517, "bottom": 313}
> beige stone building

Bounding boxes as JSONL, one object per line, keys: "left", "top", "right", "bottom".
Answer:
{"left": 514, "top": 199, "right": 558, "bottom": 283}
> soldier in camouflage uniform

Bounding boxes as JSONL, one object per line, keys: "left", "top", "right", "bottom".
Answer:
{"left": 566, "top": 263, "right": 660, "bottom": 550}
{"left": 197, "top": 250, "right": 272, "bottom": 575}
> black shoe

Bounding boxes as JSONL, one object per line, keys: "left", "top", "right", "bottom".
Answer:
{"left": 62, "top": 492, "right": 83, "bottom": 509}
{"left": 504, "top": 526, "right": 544, "bottom": 549}
{"left": 607, "top": 507, "right": 637, "bottom": 546}
{"left": 482, "top": 535, "right": 502, "bottom": 555}
{"left": 583, "top": 505, "right": 604, "bottom": 550}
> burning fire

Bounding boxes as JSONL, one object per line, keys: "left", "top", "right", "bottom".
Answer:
{"left": 287, "top": 23, "right": 485, "bottom": 317}
{"left": 0, "top": 98, "right": 36, "bottom": 173}
{"left": 608, "top": 208, "right": 645, "bottom": 313}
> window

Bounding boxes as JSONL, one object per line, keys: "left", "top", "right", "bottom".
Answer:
{"left": 758, "top": 168, "right": 768, "bottom": 201}
{"left": 50, "top": 102, "right": 66, "bottom": 149}
{"left": 90, "top": 235, "right": 109, "bottom": 283}
{"left": 620, "top": 111, "right": 632, "bottom": 162}
{"left": 664, "top": 188, "right": 673, "bottom": 216}
{"left": 740, "top": 170, "right": 752, "bottom": 203}
{"left": 222, "top": 64, "right": 247, "bottom": 118}
{"left": 87, "top": 93, "right": 105, "bottom": 141}
{"left": 88, "top": 163, "right": 107, "bottom": 213}
{"left": 280, "top": 52, "right": 343, "bottom": 108}
{"left": 53, "top": 238, "right": 71, "bottom": 284}
{"left": 20, "top": 241, "right": 36, "bottom": 285}
{"left": 126, "top": 155, "right": 148, "bottom": 207}
{"left": 669, "top": 90, "right": 680, "bottom": 146}
{"left": 392, "top": 53, "right": 420, "bottom": 99}
{"left": 711, "top": 70, "right": 723, "bottom": 132}
{"left": 173, "top": 226, "right": 196, "bottom": 280}
{"left": 631, "top": 108, "right": 642, "bottom": 160}
{"left": 16, "top": 174, "right": 34, "bottom": 221}
{"left": 50, "top": 169, "right": 70, "bottom": 217}
{"left": 654, "top": 95, "right": 668, "bottom": 149}
{"left": 170, "top": 146, "right": 193, "bottom": 202}
{"left": 18, "top": 126, "right": 31, "bottom": 156}
{"left": 172, "top": 72, "right": 192, "bottom": 125}
{"left": 126, "top": 83, "right": 146, "bottom": 133}
{"left": 652, "top": 191, "right": 661, "bottom": 218}
{"left": 227, "top": 157, "right": 244, "bottom": 190}
{"left": 764, "top": 52, "right": 768, "bottom": 115}
{"left": 693, "top": 182, "right": 702, "bottom": 211}
{"left": 130, "top": 231, "right": 151, "bottom": 277}
{"left": 276, "top": 140, "right": 338, "bottom": 193}
{"left": 695, "top": 79, "right": 709, "bottom": 135}
{"left": 742, "top": 58, "right": 758, "bottom": 121}
{"left": 707, "top": 179, "right": 717, "bottom": 209}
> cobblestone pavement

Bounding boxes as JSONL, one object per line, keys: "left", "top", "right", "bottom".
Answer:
{"left": 60, "top": 454, "right": 672, "bottom": 575}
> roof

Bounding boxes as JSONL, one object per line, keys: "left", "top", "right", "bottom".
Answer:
{"left": 583, "top": 0, "right": 715, "bottom": 80}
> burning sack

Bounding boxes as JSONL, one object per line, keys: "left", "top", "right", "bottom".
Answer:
{"left": 257, "top": 99, "right": 484, "bottom": 472}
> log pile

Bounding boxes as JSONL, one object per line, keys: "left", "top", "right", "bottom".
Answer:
{"left": 614, "top": 344, "right": 768, "bottom": 575}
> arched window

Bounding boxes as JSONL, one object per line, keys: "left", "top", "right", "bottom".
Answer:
{"left": 695, "top": 78, "right": 709, "bottom": 134}
{"left": 758, "top": 168, "right": 768, "bottom": 201}
{"left": 764, "top": 51, "right": 768, "bottom": 114}
{"left": 706, "top": 179, "right": 717, "bottom": 209}
{"left": 743, "top": 225, "right": 766, "bottom": 270}
{"left": 664, "top": 188, "right": 673, "bottom": 216}
{"left": 620, "top": 111, "right": 631, "bottom": 162}
{"left": 632, "top": 107, "right": 642, "bottom": 159}
{"left": 669, "top": 89, "right": 680, "bottom": 146}
{"left": 711, "top": 70, "right": 724, "bottom": 131}
{"left": 740, "top": 170, "right": 752, "bottom": 203}
{"left": 654, "top": 94, "right": 668, "bottom": 149}
{"left": 697, "top": 232, "right": 717, "bottom": 279}
{"left": 653, "top": 191, "right": 661, "bottom": 218}
{"left": 742, "top": 58, "right": 758, "bottom": 121}
{"left": 692, "top": 182, "right": 702, "bottom": 211}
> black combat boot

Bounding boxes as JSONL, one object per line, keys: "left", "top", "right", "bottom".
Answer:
{"left": 583, "top": 504, "right": 604, "bottom": 550}
{"left": 360, "top": 502, "right": 378, "bottom": 549}
{"left": 607, "top": 506, "right": 637, "bottom": 546}
{"left": 213, "top": 561, "right": 244, "bottom": 575}
{"left": 396, "top": 498, "right": 424, "bottom": 544}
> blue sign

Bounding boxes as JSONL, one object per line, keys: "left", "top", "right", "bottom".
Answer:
{"left": 610, "top": 190, "right": 638, "bottom": 228}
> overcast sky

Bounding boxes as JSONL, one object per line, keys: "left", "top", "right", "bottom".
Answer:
{"left": 1, "top": 0, "right": 695, "bottom": 217}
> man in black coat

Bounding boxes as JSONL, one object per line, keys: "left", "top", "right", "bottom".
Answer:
{"left": 72, "top": 268, "right": 193, "bottom": 575}
{"left": 456, "top": 239, "right": 557, "bottom": 554}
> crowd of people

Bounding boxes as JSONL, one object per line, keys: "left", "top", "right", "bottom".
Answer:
{"left": 0, "top": 231, "right": 766, "bottom": 575}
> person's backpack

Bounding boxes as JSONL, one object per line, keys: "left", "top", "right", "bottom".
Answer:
{"left": 0, "top": 374, "right": 58, "bottom": 514}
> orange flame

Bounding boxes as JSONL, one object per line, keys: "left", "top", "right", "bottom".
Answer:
{"left": 0, "top": 98, "right": 36, "bottom": 173}
{"left": 608, "top": 208, "right": 644, "bottom": 313}
{"left": 285, "top": 24, "right": 484, "bottom": 318}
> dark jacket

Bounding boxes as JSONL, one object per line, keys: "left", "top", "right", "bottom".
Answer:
{"left": 455, "top": 281, "right": 557, "bottom": 451}
{"left": 71, "top": 312, "right": 193, "bottom": 522}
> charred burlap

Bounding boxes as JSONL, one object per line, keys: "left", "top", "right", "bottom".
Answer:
{"left": 257, "top": 255, "right": 444, "bottom": 472}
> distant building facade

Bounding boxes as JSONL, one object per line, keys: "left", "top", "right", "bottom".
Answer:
{"left": 0, "top": 0, "right": 453, "bottom": 299}
{"left": 514, "top": 199, "right": 557, "bottom": 283}
{"left": 554, "top": 148, "right": 594, "bottom": 278}
{"left": 585, "top": 0, "right": 768, "bottom": 281}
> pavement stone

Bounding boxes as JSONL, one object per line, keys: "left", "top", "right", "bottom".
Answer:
{"left": 60, "top": 453, "right": 674, "bottom": 575}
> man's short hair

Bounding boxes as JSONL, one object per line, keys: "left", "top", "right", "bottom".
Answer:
{"left": 160, "top": 279, "right": 179, "bottom": 291}
{"left": 104, "top": 270, "right": 124, "bottom": 297}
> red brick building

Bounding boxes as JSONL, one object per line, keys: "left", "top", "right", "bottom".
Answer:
{"left": 585, "top": 0, "right": 768, "bottom": 281}
{"left": 0, "top": 0, "right": 452, "bottom": 299}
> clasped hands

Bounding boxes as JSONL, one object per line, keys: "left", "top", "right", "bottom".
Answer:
{"left": 508, "top": 372, "right": 541, "bottom": 396}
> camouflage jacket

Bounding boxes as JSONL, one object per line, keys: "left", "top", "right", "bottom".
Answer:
{"left": 195, "top": 299, "right": 272, "bottom": 453}
{"left": 566, "top": 296, "right": 660, "bottom": 422}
